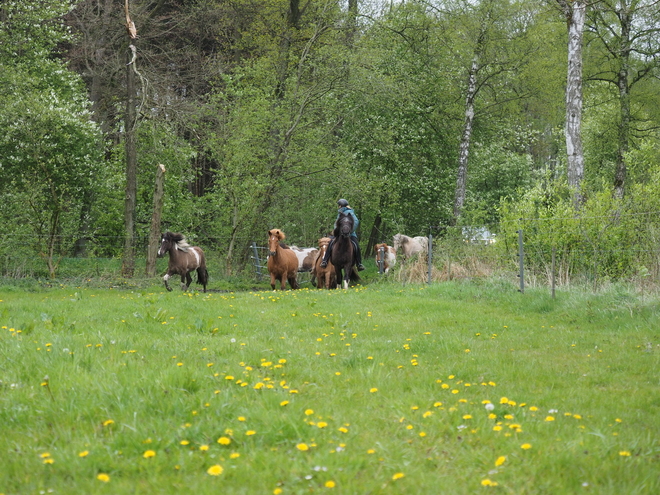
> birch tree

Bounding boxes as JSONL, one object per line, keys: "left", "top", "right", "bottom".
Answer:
{"left": 556, "top": 0, "right": 586, "bottom": 207}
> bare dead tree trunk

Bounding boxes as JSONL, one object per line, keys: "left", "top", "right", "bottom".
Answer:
{"left": 558, "top": 0, "right": 585, "bottom": 208}
{"left": 146, "top": 164, "right": 166, "bottom": 276}
{"left": 122, "top": 0, "right": 138, "bottom": 277}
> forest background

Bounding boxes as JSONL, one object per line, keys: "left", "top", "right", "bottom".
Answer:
{"left": 1, "top": 0, "right": 659, "bottom": 285}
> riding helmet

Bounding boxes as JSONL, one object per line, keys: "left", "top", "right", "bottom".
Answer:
{"left": 337, "top": 199, "right": 349, "bottom": 207}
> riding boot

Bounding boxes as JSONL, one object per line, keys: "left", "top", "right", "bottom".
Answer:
{"left": 320, "top": 238, "right": 334, "bottom": 268}
{"left": 355, "top": 241, "right": 365, "bottom": 271}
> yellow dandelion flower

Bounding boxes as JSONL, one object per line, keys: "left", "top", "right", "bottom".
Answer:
{"left": 79, "top": 451, "right": 89, "bottom": 458}
{"left": 481, "top": 479, "right": 498, "bottom": 486}
{"left": 280, "top": 400, "right": 289, "bottom": 406}
{"left": 521, "top": 443, "right": 532, "bottom": 450}
{"left": 238, "top": 416, "right": 246, "bottom": 422}
{"left": 529, "top": 406, "right": 538, "bottom": 412}
{"left": 495, "top": 456, "right": 506, "bottom": 467}
{"left": 246, "top": 430, "right": 256, "bottom": 436}
{"left": 40, "top": 452, "right": 51, "bottom": 458}
{"left": 207, "top": 464, "right": 224, "bottom": 476}
{"left": 230, "top": 452, "right": 240, "bottom": 459}
{"left": 545, "top": 416, "right": 555, "bottom": 422}
{"left": 367, "top": 449, "right": 376, "bottom": 454}
{"left": 619, "top": 451, "right": 631, "bottom": 456}
{"left": 338, "top": 427, "right": 348, "bottom": 433}
{"left": 199, "top": 445, "right": 209, "bottom": 451}
{"left": 43, "top": 458, "right": 55, "bottom": 464}
{"left": 463, "top": 414, "right": 472, "bottom": 420}
{"left": 317, "top": 422, "right": 328, "bottom": 428}
{"left": 103, "top": 419, "right": 114, "bottom": 426}
{"left": 97, "top": 473, "right": 110, "bottom": 482}
{"left": 217, "top": 437, "right": 231, "bottom": 445}
{"left": 423, "top": 411, "right": 432, "bottom": 418}
{"left": 143, "top": 450, "right": 156, "bottom": 458}
{"left": 392, "top": 472, "right": 405, "bottom": 481}
{"left": 180, "top": 440, "right": 190, "bottom": 446}
{"left": 493, "top": 425, "right": 502, "bottom": 431}
{"left": 325, "top": 480, "right": 336, "bottom": 488}
{"left": 297, "top": 443, "right": 309, "bottom": 451}
{"left": 370, "top": 388, "right": 378, "bottom": 393}
{"left": 499, "top": 397, "right": 508, "bottom": 404}
{"left": 305, "top": 409, "right": 314, "bottom": 416}
{"left": 274, "top": 489, "right": 283, "bottom": 495}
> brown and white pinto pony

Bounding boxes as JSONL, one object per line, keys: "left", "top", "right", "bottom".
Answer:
{"left": 290, "top": 245, "right": 319, "bottom": 286}
{"left": 290, "top": 246, "right": 319, "bottom": 273}
{"left": 313, "top": 237, "right": 337, "bottom": 289}
{"left": 392, "top": 234, "right": 428, "bottom": 260}
{"left": 374, "top": 243, "right": 397, "bottom": 274}
{"left": 157, "top": 232, "right": 208, "bottom": 292}
{"left": 267, "top": 229, "right": 299, "bottom": 290}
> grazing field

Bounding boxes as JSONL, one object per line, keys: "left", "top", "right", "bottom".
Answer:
{"left": 0, "top": 281, "right": 658, "bottom": 494}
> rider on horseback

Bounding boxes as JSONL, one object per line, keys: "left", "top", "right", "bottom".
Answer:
{"left": 319, "top": 199, "right": 365, "bottom": 271}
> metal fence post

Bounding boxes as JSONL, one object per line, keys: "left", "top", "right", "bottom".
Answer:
{"left": 427, "top": 234, "right": 433, "bottom": 284}
{"left": 251, "top": 242, "right": 262, "bottom": 281}
{"left": 378, "top": 246, "right": 385, "bottom": 274}
{"left": 517, "top": 229, "right": 524, "bottom": 293}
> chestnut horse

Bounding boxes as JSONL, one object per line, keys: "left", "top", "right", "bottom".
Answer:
{"left": 313, "top": 237, "right": 337, "bottom": 289}
{"left": 267, "top": 229, "right": 299, "bottom": 290}
{"left": 331, "top": 212, "right": 361, "bottom": 289}
{"left": 157, "top": 232, "right": 208, "bottom": 292}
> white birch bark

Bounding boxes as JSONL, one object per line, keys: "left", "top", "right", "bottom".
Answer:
{"left": 558, "top": 0, "right": 585, "bottom": 207}
{"left": 453, "top": 54, "right": 479, "bottom": 221}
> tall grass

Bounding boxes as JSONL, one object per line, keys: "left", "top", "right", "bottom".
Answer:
{"left": 0, "top": 281, "right": 658, "bottom": 494}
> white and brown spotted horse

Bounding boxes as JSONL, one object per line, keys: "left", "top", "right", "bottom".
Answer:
{"left": 157, "top": 232, "right": 208, "bottom": 292}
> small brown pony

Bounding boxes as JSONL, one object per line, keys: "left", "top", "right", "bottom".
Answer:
{"left": 157, "top": 232, "right": 208, "bottom": 292}
{"left": 267, "top": 229, "right": 299, "bottom": 290}
{"left": 374, "top": 243, "right": 397, "bottom": 274}
{"left": 313, "top": 237, "right": 337, "bottom": 289}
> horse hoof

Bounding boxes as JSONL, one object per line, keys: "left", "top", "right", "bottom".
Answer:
{"left": 166, "top": 287, "right": 172, "bottom": 292}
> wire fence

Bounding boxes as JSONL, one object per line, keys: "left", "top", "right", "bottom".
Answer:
{"left": 1, "top": 228, "right": 659, "bottom": 293}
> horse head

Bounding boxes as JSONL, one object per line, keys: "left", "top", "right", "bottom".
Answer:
{"left": 268, "top": 229, "right": 285, "bottom": 256}
{"left": 159, "top": 232, "right": 187, "bottom": 257}
{"left": 336, "top": 212, "right": 353, "bottom": 238}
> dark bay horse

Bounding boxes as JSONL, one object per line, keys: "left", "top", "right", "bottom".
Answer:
{"left": 267, "top": 229, "right": 299, "bottom": 290}
{"left": 157, "top": 232, "right": 208, "bottom": 292}
{"left": 331, "top": 212, "right": 361, "bottom": 289}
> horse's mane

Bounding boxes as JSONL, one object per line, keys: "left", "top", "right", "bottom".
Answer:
{"left": 166, "top": 232, "right": 191, "bottom": 252}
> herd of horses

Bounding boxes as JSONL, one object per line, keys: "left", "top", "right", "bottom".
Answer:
{"left": 157, "top": 222, "right": 428, "bottom": 292}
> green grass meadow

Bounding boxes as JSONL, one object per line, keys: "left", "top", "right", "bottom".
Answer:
{"left": 0, "top": 280, "right": 658, "bottom": 494}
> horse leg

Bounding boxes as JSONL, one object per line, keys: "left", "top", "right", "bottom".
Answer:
{"left": 181, "top": 272, "right": 190, "bottom": 291}
{"left": 288, "top": 273, "right": 299, "bottom": 290}
{"left": 163, "top": 272, "right": 173, "bottom": 292}
{"left": 280, "top": 274, "right": 287, "bottom": 290}
{"left": 270, "top": 273, "right": 277, "bottom": 291}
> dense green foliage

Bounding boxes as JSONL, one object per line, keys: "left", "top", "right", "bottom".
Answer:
{"left": 1, "top": 0, "right": 659, "bottom": 281}
{"left": 0, "top": 282, "right": 658, "bottom": 493}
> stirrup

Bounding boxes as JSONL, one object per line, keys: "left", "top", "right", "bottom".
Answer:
{"left": 320, "top": 260, "right": 328, "bottom": 268}
{"left": 357, "top": 264, "right": 365, "bottom": 271}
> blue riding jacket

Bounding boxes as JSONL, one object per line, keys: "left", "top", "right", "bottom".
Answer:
{"left": 335, "top": 206, "right": 359, "bottom": 238}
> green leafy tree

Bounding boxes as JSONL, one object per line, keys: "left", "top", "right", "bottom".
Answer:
{"left": 0, "top": 1, "right": 102, "bottom": 277}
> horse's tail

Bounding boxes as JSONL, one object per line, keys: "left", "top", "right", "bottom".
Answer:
{"left": 198, "top": 267, "right": 209, "bottom": 291}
